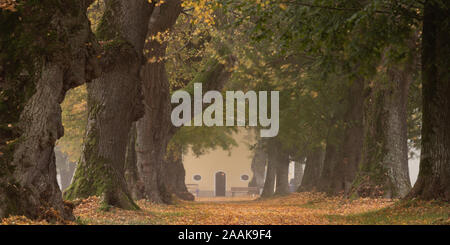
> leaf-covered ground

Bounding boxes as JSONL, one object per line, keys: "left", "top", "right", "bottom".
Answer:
{"left": 2, "top": 192, "right": 449, "bottom": 225}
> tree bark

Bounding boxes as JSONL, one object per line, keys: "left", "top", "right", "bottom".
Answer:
{"left": 124, "top": 123, "right": 144, "bottom": 200}
{"left": 274, "top": 150, "right": 290, "bottom": 195}
{"left": 407, "top": 1, "right": 450, "bottom": 201}
{"left": 316, "top": 117, "right": 346, "bottom": 193}
{"left": 383, "top": 65, "right": 413, "bottom": 197}
{"left": 0, "top": 1, "right": 100, "bottom": 220}
{"left": 298, "top": 149, "right": 324, "bottom": 192}
{"left": 352, "top": 60, "right": 413, "bottom": 198}
{"left": 132, "top": 53, "right": 235, "bottom": 203}
{"left": 317, "top": 140, "right": 340, "bottom": 193}
{"left": 163, "top": 143, "right": 195, "bottom": 201}
{"left": 128, "top": 0, "right": 236, "bottom": 203}
{"left": 249, "top": 142, "right": 267, "bottom": 192}
{"left": 64, "top": 0, "right": 153, "bottom": 210}
{"left": 328, "top": 79, "right": 364, "bottom": 195}
{"left": 261, "top": 147, "right": 277, "bottom": 198}
{"left": 292, "top": 159, "right": 304, "bottom": 189}
{"left": 132, "top": 0, "right": 183, "bottom": 203}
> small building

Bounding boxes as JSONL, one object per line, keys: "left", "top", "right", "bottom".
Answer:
{"left": 183, "top": 130, "right": 256, "bottom": 197}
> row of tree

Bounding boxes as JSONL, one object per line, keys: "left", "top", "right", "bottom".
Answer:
{"left": 0, "top": 0, "right": 233, "bottom": 220}
{"left": 0, "top": 0, "right": 449, "bottom": 221}
{"left": 230, "top": 0, "right": 449, "bottom": 202}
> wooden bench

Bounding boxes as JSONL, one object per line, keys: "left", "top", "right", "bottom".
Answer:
{"left": 231, "top": 187, "right": 258, "bottom": 197}
{"left": 186, "top": 184, "right": 199, "bottom": 196}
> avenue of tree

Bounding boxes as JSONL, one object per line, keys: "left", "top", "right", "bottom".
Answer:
{"left": 0, "top": 0, "right": 448, "bottom": 220}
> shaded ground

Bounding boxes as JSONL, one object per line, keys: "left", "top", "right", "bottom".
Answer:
{"left": 2, "top": 192, "right": 449, "bottom": 225}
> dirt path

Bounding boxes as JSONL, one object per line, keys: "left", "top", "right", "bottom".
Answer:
{"left": 73, "top": 192, "right": 397, "bottom": 225}
{"left": 2, "top": 192, "right": 449, "bottom": 224}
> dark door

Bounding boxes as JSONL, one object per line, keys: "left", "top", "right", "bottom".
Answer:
{"left": 215, "top": 171, "right": 226, "bottom": 196}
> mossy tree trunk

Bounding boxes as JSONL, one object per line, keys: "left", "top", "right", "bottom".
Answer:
{"left": 133, "top": 0, "right": 183, "bottom": 203}
{"left": 64, "top": 0, "right": 154, "bottom": 210}
{"left": 132, "top": 53, "right": 235, "bottom": 204}
{"left": 407, "top": 1, "right": 450, "bottom": 201}
{"left": 352, "top": 61, "right": 413, "bottom": 198}
{"left": 0, "top": 0, "right": 100, "bottom": 220}
{"left": 129, "top": 0, "right": 236, "bottom": 204}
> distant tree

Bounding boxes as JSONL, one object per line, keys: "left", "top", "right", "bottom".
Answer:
{"left": 292, "top": 160, "right": 305, "bottom": 189}
{"left": 57, "top": 85, "right": 88, "bottom": 162}
{"left": 248, "top": 141, "right": 267, "bottom": 192}
{"left": 261, "top": 144, "right": 276, "bottom": 198}
{"left": 225, "top": 0, "right": 423, "bottom": 198}
{"left": 55, "top": 147, "right": 76, "bottom": 191}
{"left": 299, "top": 149, "right": 324, "bottom": 192}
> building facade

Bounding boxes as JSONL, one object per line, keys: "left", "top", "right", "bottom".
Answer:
{"left": 183, "top": 130, "right": 256, "bottom": 197}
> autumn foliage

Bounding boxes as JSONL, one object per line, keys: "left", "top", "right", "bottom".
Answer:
{"left": 0, "top": 0, "right": 17, "bottom": 12}
{"left": 4, "top": 192, "right": 447, "bottom": 225}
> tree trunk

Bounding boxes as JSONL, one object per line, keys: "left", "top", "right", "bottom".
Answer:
{"left": 64, "top": 161, "right": 76, "bottom": 192}
{"left": 261, "top": 148, "right": 277, "bottom": 198}
{"left": 407, "top": 1, "right": 450, "bottom": 201}
{"left": 133, "top": 0, "right": 182, "bottom": 203}
{"left": 64, "top": 0, "right": 153, "bottom": 210}
{"left": 274, "top": 150, "right": 290, "bottom": 196}
{"left": 55, "top": 149, "right": 76, "bottom": 192}
{"left": 0, "top": 1, "right": 100, "bottom": 220}
{"left": 248, "top": 142, "right": 267, "bottom": 192}
{"left": 55, "top": 149, "right": 68, "bottom": 190}
{"left": 317, "top": 141, "right": 340, "bottom": 193}
{"left": 124, "top": 123, "right": 144, "bottom": 200}
{"left": 352, "top": 60, "right": 413, "bottom": 198}
{"left": 292, "top": 160, "right": 304, "bottom": 189}
{"left": 130, "top": 0, "right": 236, "bottom": 203}
{"left": 329, "top": 79, "right": 364, "bottom": 195}
{"left": 317, "top": 118, "right": 346, "bottom": 193}
{"left": 383, "top": 65, "right": 412, "bottom": 197}
{"left": 163, "top": 143, "right": 195, "bottom": 201}
{"left": 298, "top": 149, "right": 324, "bottom": 192}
